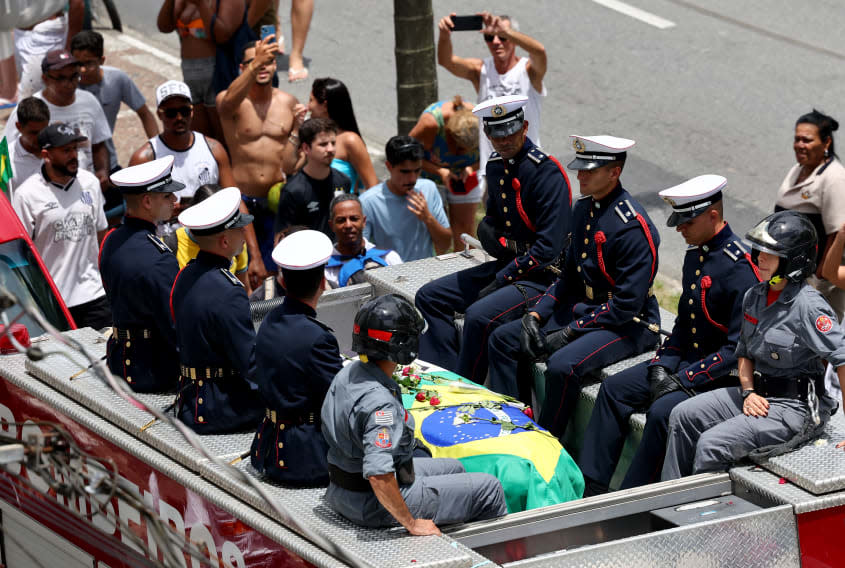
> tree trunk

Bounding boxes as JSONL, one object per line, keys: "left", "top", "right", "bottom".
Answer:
{"left": 393, "top": 0, "right": 437, "bottom": 136}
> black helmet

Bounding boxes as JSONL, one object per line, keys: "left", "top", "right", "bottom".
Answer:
{"left": 746, "top": 211, "right": 818, "bottom": 282}
{"left": 352, "top": 294, "right": 427, "bottom": 365}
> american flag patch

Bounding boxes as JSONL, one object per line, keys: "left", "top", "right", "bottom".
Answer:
{"left": 374, "top": 410, "right": 393, "bottom": 425}
{"left": 80, "top": 191, "right": 93, "bottom": 205}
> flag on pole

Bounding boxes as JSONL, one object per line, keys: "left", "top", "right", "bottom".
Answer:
{"left": 0, "top": 136, "right": 12, "bottom": 198}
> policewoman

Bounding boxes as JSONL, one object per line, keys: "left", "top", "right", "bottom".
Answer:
{"left": 99, "top": 156, "right": 182, "bottom": 392}
{"left": 170, "top": 187, "right": 263, "bottom": 434}
{"left": 321, "top": 295, "right": 506, "bottom": 535}
{"left": 250, "top": 230, "right": 342, "bottom": 486}
{"left": 489, "top": 135, "right": 660, "bottom": 436}
{"left": 415, "top": 94, "right": 572, "bottom": 386}
{"left": 662, "top": 210, "right": 845, "bottom": 479}
{"left": 579, "top": 175, "right": 760, "bottom": 495}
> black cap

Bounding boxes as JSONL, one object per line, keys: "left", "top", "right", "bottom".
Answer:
{"left": 41, "top": 49, "right": 79, "bottom": 73}
{"left": 38, "top": 123, "right": 87, "bottom": 150}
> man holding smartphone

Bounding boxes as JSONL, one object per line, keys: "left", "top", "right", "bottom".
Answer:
{"left": 437, "top": 11, "right": 548, "bottom": 190}
{"left": 216, "top": 35, "right": 307, "bottom": 287}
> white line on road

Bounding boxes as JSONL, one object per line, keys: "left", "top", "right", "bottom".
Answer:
{"left": 117, "top": 33, "right": 182, "bottom": 68}
{"left": 591, "top": 0, "right": 676, "bottom": 29}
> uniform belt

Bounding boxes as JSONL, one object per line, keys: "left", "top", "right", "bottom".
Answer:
{"left": 328, "top": 461, "right": 415, "bottom": 493}
{"left": 113, "top": 327, "right": 152, "bottom": 340}
{"left": 754, "top": 373, "right": 821, "bottom": 402}
{"left": 502, "top": 238, "right": 565, "bottom": 276}
{"left": 179, "top": 365, "right": 238, "bottom": 380}
{"left": 265, "top": 409, "right": 317, "bottom": 425}
{"left": 584, "top": 284, "right": 654, "bottom": 301}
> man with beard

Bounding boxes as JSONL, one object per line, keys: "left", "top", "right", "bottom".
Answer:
{"left": 12, "top": 123, "right": 111, "bottom": 329}
{"left": 359, "top": 136, "right": 451, "bottom": 262}
{"left": 129, "top": 81, "right": 235, "bottom": 210}
{"left": 98, "top": 157, "right": 183, "bottom": 393}
{"left": 273, "top": 117, "right": 351, "bottom": 237}
{"left": 217, "top": 36, "right": 307, "bottom": 287}
{"left": 325, "top": 194, "right": 402, "bottom": 289}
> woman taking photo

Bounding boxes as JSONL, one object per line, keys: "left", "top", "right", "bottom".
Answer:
{"left": 775, "top": 109, "right": 845, "bottom": 318}
{"left": 409, "top": 95, "right": 480, "bottom": 250}
{"left": 307, "top": 77, "right": 378, "bottom": 193}
{"left": 662, "top": 211, "right": 845, "bottom": 478}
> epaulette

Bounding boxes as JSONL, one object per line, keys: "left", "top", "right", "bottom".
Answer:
{"left": 147, "top": 234, "right": 173, "bottom": 254}
{"left": 488, "top": 152, "right": 503, "bottom": 162}
{"left": 527, "top": 147, "right": 547, "bottom": 164}
{"left": 612, "top": 199, "right": 639, "bottom": 224}
{"left": 307, "top": 315, "right": 335, "bottom": 333}
{"left": 220, "top": 268, "right": 243, "bottom": 287}
{"left": 722, "top": 239, "right": 749, "bottom": 262}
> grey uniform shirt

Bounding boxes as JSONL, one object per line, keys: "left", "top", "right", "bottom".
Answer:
{"left": 737, "top": 281, "right": 845, "bottom": 378}
{"left": 321, "top": 360, "right": 415, "bottom": 479}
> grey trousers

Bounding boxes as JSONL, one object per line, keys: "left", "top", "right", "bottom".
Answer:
{"left": 326, "top": 457, "right": 507, "bottom": 528}
{"left": 661, "top": 387, "right": 809, "bottom": 480}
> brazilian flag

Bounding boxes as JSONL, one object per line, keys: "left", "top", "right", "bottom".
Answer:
{"left": 400, "top": 370, "right": 584, "bottom": 513}
{"left": 0, "top": 137, "right": 11, "bottom": 197}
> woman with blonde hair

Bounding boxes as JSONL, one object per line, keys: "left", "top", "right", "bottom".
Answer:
{"left": 410, "top": 95, "right": 480, "bottom": 249}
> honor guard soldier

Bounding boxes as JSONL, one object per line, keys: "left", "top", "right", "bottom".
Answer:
{"left": 663, "top": 211, "right": 845, "bottom": 479}
{"left": 322, "top": 295, "right": 507, "bottom": 534}
{"left": 170, "top": 187, "right": 263, "bottom": 434}
{"left": 489, "top": 135, "right": 660, "bottom": 437}
{"left": 99, "top": 156, "right": 183, "bottom": 392}
{"left": 415, "top": 94, "right": 572, "bottom": 385}
{"left": 578, "top": 175, "right": 761, "bottom": 495}
{"left": 250, "top": 230, "right": 342, "bottom": 486}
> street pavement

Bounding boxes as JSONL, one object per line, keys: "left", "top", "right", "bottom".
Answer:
{"left": 7, "top": 0, "right": 845, "bottom": 287}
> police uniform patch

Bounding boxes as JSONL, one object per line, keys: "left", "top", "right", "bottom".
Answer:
{"left": 374, "top": 410, "right": 393, "bottom": 425}
{"left": 815, "top": 315, "right": 833, "bottom": 333}
{"left": 220, "top": 268, "right": 243, "bottom": 287}
{"left": 374, "top": 428, "right": 392, "bottom": 448}
{"left": 147, "top": 233, "right": 173, "bottom": 254}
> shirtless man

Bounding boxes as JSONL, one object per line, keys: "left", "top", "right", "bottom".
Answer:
{"left": 217, "top": 35, "right": 306, "bottom": 287}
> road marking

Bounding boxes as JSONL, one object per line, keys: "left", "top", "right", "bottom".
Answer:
{"left": 117, "top": 33, "right": 182, "bottom": 68}
{"left": 591, "top": 0, "right": 676, "bottom": 29}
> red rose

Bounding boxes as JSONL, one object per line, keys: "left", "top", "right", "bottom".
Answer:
{"left": 402, "top": 366, "right": 411, "bottom": 376}
{"left": 415, "top": 392, "right": 426, "bottom": 402}
{"left": 523, "top": 407, "right": 534, "bottom": 419}
{"left": 430, "top": 397, "right": 440, "bottom": 406}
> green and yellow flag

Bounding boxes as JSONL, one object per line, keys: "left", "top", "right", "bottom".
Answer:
{"left": 0, "top": 136, "right": 12, "bottom": 197}
{"left": 398, "top": 369, "right": 584, "bottom": 513}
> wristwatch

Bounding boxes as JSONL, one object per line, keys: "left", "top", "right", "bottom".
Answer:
{"left": 741, "top": 388, "right": 755, "bottom": 400}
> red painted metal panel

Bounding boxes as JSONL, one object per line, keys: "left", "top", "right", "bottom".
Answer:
{"left": 0, "top": 380, "right": 316, "bottom": 568}
{"left": 796, "top": 504, "right": 845, "bottom": 568}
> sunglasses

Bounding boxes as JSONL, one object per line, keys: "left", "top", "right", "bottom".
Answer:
{"left": 163, "top": 106, "right": 192, "bottom": 119}
{"left": 47, "top": 72, "right": 80, "bottom": 83}
{"left": 484, "top": 34, "right": 508, "bottom": 43}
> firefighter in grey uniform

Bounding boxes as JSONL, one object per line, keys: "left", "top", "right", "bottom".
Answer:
{"left": 321, "top": 294, "right": 506, "bottom": 535}
{"left": 662, "top": 211, "right": 845, "bottom": 479}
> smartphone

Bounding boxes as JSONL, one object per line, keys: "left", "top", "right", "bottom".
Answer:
{"left": 260, "top": 24, "right": 276, "bottom": 42}
{"left": 451, "top": 15, "right": 483, "bottom": 31}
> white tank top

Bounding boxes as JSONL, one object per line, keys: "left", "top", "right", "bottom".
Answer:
{"left": 477, "top": 57, "right": 546, "bottom": 176}
{"left": 149, "top": 132, "right": 219, "bottom": 202}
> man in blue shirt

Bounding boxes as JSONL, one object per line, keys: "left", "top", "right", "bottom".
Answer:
{"left": 360, "top": 136, "right": 451, "bottom": 262}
